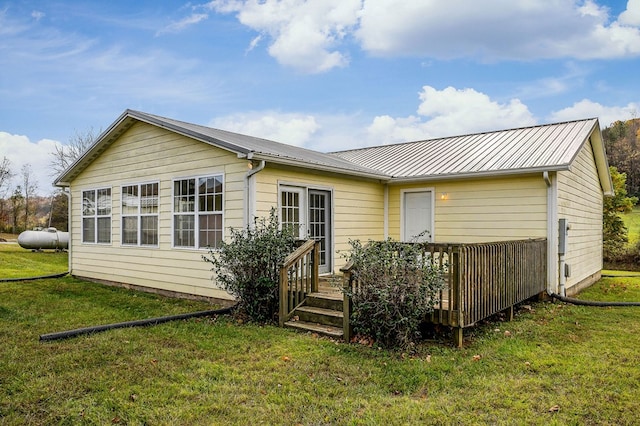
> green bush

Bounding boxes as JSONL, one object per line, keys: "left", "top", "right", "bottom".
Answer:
{"left": 342, "top": 238, "right": 445, "bottom": 349}
{"left": 203, "top": 209, "right": 297, "bottom": 323}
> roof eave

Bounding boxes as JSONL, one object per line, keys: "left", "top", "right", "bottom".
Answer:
{"left": 587, "top": 119, "right": 614, "bottom": 196}
{"left": 250, "top": 153, "right": 390, "bottom": 181}
{"left": 387, "top": 165, "right": 571, "bottom": 184}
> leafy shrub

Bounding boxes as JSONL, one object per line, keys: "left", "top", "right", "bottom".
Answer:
{"left": 342, "top": 238, "right": 446, "bottom": 349}
{"left": 203, "top": 209, "right": 297, "bottom": 323}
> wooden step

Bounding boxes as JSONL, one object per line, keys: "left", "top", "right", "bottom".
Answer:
{"left": 284, "top": 319, "right": 343, "bottom": 338}
{"left": 295, "top": 305, "right": 343, "bottom": 327}
{"left": 306, "top": 292, "right": 343, "bottom": 311}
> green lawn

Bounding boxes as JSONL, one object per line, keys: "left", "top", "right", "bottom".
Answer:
{"left": 0, "top": 242, "right": 68, "bottom": 278}
{"left": 1, "top": 247, "right": 639, "bottom": 424}
{"left": 621, "top": 206, "right": 640, "bottom": 246}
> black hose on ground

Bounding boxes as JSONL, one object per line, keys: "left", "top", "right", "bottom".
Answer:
{"left": 550, "top": 293, "right": 640, "bottom": 307}
{"left": 39, "top": 305, "right": 237, "bottom": 342}
{"left": 0, "top": 271, "right": 69, "bottom": 282}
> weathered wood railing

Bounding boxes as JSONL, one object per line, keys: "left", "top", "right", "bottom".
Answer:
{"left": 341, "top": 238, "right": 547, "bottom": 346}
{"left": 278, "top": 240, "right": 320, "bottom": 327}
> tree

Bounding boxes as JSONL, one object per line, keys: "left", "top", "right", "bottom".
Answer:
{"left": 21, "top": 164, "right": 38, "bottom": 230}
{"left": 603, "top": 118, "right": 640, "bottom": 198}
{"left": 603, "top": 167, "right": 638, "bottom": 261}
{"left": 48, "top": 191, "right": 69, "bottom": 231}
{"left": 50, "top": 127, "right": 100, "bottom": 177}
{"left": 0, "top": 157, "right": 14, "bottom": 231}
{"left": 9, "top": 187, "right": 24, "bottom": 234}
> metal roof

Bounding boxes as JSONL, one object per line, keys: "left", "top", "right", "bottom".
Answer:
{"left": 331, "top": 118, "right": 602, "bottom": 180}
{"left": 55, "top": 110, "right": 388, "bottom": 186}
{"left": 55, "top": 111, "right": 611, "bottom": 195}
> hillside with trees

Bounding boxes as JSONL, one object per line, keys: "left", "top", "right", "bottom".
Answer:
{"left": 602, "top": 118, "right": 640, "bottom": 198}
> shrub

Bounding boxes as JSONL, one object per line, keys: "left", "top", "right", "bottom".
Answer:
{"left": 203, "top": 209, "right": 297, "bottom": 323}
{"left": 342, "top": 238, "right": 446, "bottom": 349}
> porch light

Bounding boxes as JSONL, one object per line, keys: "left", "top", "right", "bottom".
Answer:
{"left": 440, "top": 192, "right": 448, "bottom": 200}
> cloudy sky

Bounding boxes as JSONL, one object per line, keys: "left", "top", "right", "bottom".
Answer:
{"left": 2, "top": 0, "right": 640, "bottom": 195}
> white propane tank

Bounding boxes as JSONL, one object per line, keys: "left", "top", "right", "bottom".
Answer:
{"left": 17, "top": 227, "right": 69, "bottom": 251}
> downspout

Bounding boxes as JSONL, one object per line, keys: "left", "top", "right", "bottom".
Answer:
{"left": 543, "top": 171, "right": 558, "bottom": 296}
{"left": 245, "top": 159, "right": 266, "bottom": 228}
{"left": 383, "top": 183, "right": 389, "bottom": 239}
{"left": 62, "top": 187, "right": 72, "bottom": 274}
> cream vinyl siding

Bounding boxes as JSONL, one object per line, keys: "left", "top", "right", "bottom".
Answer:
{"left": 254, "top": 166, "right": 385, "bottom": 271}
{"left": 388, "top": 175, "right": 548, "bottom": 243}
{"left": 69, "top": 122, "right": 246, "bottom": 300}
{"left": 557, "top": 140, "right": 604, "bottom": 291}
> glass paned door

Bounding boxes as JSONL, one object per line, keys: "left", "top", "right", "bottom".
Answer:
{"left": 308, "top": 190, "right": 331, "bottom": 274}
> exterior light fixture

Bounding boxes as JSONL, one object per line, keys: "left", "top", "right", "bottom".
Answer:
{"left": 440, "top": 192, "right": 448, "bottom": 200}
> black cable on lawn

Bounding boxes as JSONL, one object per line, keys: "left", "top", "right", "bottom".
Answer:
{"left": 39, "top": 304, "right": 237, "bottom": 342}
{"left": 0, "top": 271, "right": 69, "bottom": 282}
{"left": 550, "top": 293, "right": 640, "bottom": 307}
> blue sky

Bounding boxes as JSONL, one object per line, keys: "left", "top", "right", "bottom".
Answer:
{"left": 1, "top": 0, "right": 640, "bottom": 195}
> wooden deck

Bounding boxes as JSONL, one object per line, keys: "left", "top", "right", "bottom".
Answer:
{"left": 280, "top": 239, "right": 547, "bottom": 347}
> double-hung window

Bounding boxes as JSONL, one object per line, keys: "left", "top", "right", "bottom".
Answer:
{"left": 122, "top": 182, "right": 159, "bottom": 246}
{"left": 82, "top": 188, "right": 111, "bottom": 243}
{"left": 173, "top": 175, "right": 223, "bottom": 249}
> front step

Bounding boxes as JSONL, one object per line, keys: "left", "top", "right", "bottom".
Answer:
{"left": 295, "top": 305, "right": 343, "bottom": 327}
{"left": 283, "top": 292, "right": 345, "bottom": 339}
{"left": 284, "top": 319, "right": 343, "bottom": 338}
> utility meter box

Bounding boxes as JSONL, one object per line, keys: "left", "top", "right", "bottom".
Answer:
{"left": 558, "top": 218, "right": 569, "bottom": 255}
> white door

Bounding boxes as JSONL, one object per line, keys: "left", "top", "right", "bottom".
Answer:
{"left": 403, "top": 190, "right": 433, "bottom": 242}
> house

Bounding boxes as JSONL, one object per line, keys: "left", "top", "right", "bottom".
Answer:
{"left": 54, "top": 110, "right": 612, "bottom": 303}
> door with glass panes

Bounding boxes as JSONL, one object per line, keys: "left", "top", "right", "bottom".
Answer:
{"left": 280, "top": 187, "right": 332, "bottom": 274}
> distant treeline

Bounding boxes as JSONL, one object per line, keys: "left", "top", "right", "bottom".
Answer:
{"left": 603, "top": 118, "right": 640, "bottom": 199}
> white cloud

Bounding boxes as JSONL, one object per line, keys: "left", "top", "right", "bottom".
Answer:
{"left": 206, "top": 0, "right": 361, "bottom": 73}
{"left": 619, "top": 0, "right": 640, "bottom": 25}
{"left": 0, "top": 132, "right": 61, "bottom": 196}
{"left": 367, "top": 86, "right": 537, "bottom": 143}
{"left": 357, "top": 0, "right": 640, "bottom": 60}
{"left": 209, "top": 0, "right": 640, "bottom": 72}
{"left": 548, "top": 99, "right": 640, "bottom": 127}
{"left": 156, "top": 13, "right": 208, "bottom": 35}
{"left": 209, "top": 86, "right": 539, "bottom": 151}
{"left": 209, "top": 111, "right": 321, "bottom": 147}
{"left": 31, "top": 10, "right": 45, "bottom": 21}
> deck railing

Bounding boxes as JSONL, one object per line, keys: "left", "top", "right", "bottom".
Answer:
{"left": 341, "top": 238, "right": 547, "bottom": 346}
{"left": 278, "top": 240, "right": 320, "bottom": 327}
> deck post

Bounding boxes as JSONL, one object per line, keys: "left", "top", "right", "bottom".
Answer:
{"left": 342, "top": 270, "right": 352, "bottom": 343}
{"left": 312, "top": 241, "right": 320, "bottom": 293}
{"left": 453, "top": 327, "right": 463, "bottom": 348}
{"left": 279, "top": 266, "right": 288, "bottom": 327}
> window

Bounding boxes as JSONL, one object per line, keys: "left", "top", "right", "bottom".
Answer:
{"left": 173, "top": 175, "right": 223, "bottom": 249}
{"left": 122, "top": 182, "right": 159, "bottom": 246}
{"left": 82, "top": 188, "right": 111, "bottom": 243}
{"left": 280, "top": 186, "right": 305, "bottom": 239}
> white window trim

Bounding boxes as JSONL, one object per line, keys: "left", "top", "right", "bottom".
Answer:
{"left": 400, "top": 187, "right": 435, "bottom": 242}
{"left": 171, "top": 173, "right": 225, "bottom": 250}
{"left": 121, "top": 181, "right": 160, "bottom": 248}
{"left": 81, "top": 187, "right": 112, "bottom": 245}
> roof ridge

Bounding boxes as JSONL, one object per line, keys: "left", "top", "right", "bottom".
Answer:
{"left": 331, "top": 117, "right": 599, "bottom": 154}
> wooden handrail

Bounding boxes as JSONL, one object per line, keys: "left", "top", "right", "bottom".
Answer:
{"left": 279, "top": 240, "right": 319, "bottom": 327}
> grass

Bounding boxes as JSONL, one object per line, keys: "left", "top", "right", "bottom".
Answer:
{"left": 621, "top": 206, "right": 640, "bottom": 246}
{"left": 0, "top": 241, "right": 68, "bottom": 278}
{"left": 1, "top": 244, "right": 640, "bottom": 424}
